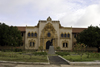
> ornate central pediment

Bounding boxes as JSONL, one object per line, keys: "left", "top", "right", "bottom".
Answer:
{"left": 40, "top": 22, "right": 57, "bottom": 38}
{"left": 42, "top": 22, "right": 55, "bottom": 32}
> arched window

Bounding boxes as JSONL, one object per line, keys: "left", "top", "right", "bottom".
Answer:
{"left": 35, "top": 33, "right": 37, "bottom": 37}
{"left": 62, "top": 42, "right": 68, "bottom": 48}
{"left": 31, "top": 33, "right": 34, "bottom": 37}
{"left": 63, "top": 43, "right": 65, "bottom": 47}
{"left": 28, "top": 33, "right": 30, "bottom": 37}
{"left": 61, "top": 34, "right": 63, "bottom": 37}
{"left": 66, "top": 43, "right": 68, "bottom": 47}
{"left": 68, "top": 33, "right": 70, "bottom": 38}
{"left": 33, "top": 42, "right": 35, "bottom": 47}
{"left": 47, "top": 32, "right": 51, "bottom": 37}
{"left": 64, "top": 33, "right": 67, "bottom": 37}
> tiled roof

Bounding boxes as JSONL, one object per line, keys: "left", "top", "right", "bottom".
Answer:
{"left": 17, "top": 26, "right": 26, "bottom": 32}
{"left": 72, "top": 28, "right": 87, "bottom": 33}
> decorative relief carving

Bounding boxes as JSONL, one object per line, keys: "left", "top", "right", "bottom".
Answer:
{"left": 41, "top": 22, "right": 56, "bottom": 38}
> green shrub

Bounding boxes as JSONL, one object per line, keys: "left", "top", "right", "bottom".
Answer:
{"left": 90, "top": 53, "right": 100, "bottom": 58}
{"left": 14, "top": 49, "right": 22, "bottom": 52}
{"left": 39, "top": 46, "right": 43, "bottom": 51}
{"left": 56, "top": 52, "right": 70, "bottom": 56}
{"left": 56, "top": 47, "right": 60, "bottom": 51}
{"left": 33, "top": 52, "right": 47, "bottom": 56}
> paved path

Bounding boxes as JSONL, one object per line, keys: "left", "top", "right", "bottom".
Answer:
{"left": 15, "top": 65, "right": 100, "bottom": 67}
{"left": 48, "top": 56, "right": 69, "bottom": 65}
{"left": 0, "top": 63, "right": 100, "bottom": 67}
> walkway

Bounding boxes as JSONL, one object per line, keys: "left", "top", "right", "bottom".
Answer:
{"left": 48, "top": 56, "right": 69, "bottom": 65}
{"left": 0, "top": 63, "right": 100, "bottom": 67}
{"left": 15, "top": 65, "right": 100, "bottom": 67}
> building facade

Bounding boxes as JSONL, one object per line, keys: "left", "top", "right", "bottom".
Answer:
{"left": 17, "top": 17, "right": 87, "bottom": 50}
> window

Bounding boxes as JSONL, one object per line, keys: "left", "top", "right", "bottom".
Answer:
{"left": 61, "top": 34, "right": 63, "bottom": 37}
{"left": 21, "top": 32, "right": 23, "bottom": 36}
{"left": 64, "top": 34, "right": 67, "bottom": 37}
{"left": 29, "top": 42, "right": 35, "bottom": 47}
{"left": 66, "top": 43, "right": 68, "bottom": 47}
{"left": 33, "top": 42, "right": 35, "bottom": 47}
{"left": 68, "top": 33, "right": 70, "bottom": 38}
{"left": 74, "top": 33, "right": 76, "bottom": 38}
{"left": 47, "top": 32, "right": 51, "bottom": 37}
{"left": 28, "top": 33, "right": 30, "bottom": 37}
{"left": 31, "top": 33, "right": 34, "bottom": 37}
{"left": 35, "top": 33, "right": 37, "bottom": 37}
{"left": 62, "top": 42, "right": 68, "bottom": 48}
{"left": 63, "top": 43, "right": 65, "bottom": 47}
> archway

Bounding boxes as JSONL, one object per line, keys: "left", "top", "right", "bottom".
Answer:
{"left": 46, "top": 40, "right": 51, "bottom": 49}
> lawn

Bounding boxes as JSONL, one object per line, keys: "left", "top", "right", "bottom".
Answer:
{"left": 56, "top": 52, "right": 100, "bottom": 62}
{"left": 0, "top": 51, "right": 48, "bottom": 62}
{"left": 63, "top": 55, "right": 100, "bottom": 62}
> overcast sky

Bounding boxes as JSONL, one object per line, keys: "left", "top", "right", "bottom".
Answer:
{"left": 0, "top": 0, "right": 100, "bottom": 28}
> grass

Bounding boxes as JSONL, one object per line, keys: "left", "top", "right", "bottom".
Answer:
{"left": 0, "top": 51, "right": 48, "bottom": 62}
{"left": 62, "top": 52, "right": 100, "bottom": 62}
{"left": 1, "top": 51, "right": 100, "bottom": 62}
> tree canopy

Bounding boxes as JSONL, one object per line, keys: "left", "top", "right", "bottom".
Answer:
{"left": 0, "top": 23, "right": 22, "bottom": 46}
{"left": 76, "top": 25, "right": 100, "bottom": 51}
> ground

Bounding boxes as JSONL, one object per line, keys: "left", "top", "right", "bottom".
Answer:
{"left": 0, "top": 63, "right": 100, "bottom": 67}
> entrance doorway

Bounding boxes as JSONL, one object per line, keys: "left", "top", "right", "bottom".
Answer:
{"left": 46, "top": 40, "right": 51, "bottom": 49}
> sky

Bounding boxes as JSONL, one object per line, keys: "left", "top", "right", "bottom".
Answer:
{"left": 0, "top": 0, "right": 100, "bottom": 28}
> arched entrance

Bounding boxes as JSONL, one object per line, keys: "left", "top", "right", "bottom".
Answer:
{"left": 46, "top": 40, "right": 51, "bottom": 49}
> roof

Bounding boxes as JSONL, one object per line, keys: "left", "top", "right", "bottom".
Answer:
{"left": 72, "top": 28, "right": 87, "bottom": 33}
{"left": 17, "top": 26, "right": 87, "bottom": 33}
{"left": 17, "top": 26, "right": 26, "bottom": 32}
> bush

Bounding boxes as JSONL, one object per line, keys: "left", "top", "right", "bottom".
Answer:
{"left": 33, "top": 52, "right": 47, "bottom": 55}
{"left": 38, "top": 46, "right": 43, "bottom": 51}
{"left": 1, "top": 49, "right": 12, "bottom": 52}
{"left": 56, "top": 47, "right": 60, "bottom": 51}
{"left": 14, "top": 49, "right": 22, "bottom": 52}
{"left": 56, "top": 52, "right": 70, "bottom": 56}
{"left": 90, "top": 53, "right": 100, "bottom": 58}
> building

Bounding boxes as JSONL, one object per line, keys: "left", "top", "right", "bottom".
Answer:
{"left": 17, "top": 17, "right": 89, "bottom": 51}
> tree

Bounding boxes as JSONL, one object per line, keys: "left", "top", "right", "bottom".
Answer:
{"left": 76, "top": 25, "right": 100, "bottom": 52}
{"left": 0, "top": 23, "right": 22, "bottom": 47}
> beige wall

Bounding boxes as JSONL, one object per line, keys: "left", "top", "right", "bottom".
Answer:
{"left": 59, "top": 28, "right": 72, "bottom": 50}
{"left": 25, "top": 27, "right": 38, "bottom": 50}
